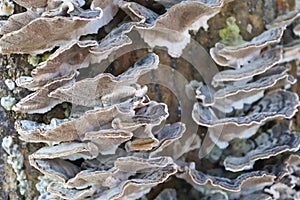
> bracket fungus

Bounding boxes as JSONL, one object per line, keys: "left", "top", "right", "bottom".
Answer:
{"left": 210, "top": 27, "right": 285, "bottom": 67}
{"left": 279, "top": 39, "right": 300, "bottom": 63}
{"left": 0, "top": 0, "right": 120, "bottom": 54}
{"left": 195, "top": 65, "right": 295, "bottom": 113}
{"left": 16, "top": 96, "right": 167, "bottom": 143}
{"left": 198, "top": 90, "right": 298, "bottom": 148}
{"left": 13, "top": 70, "right": 78, "bottom": 114}
{"left": 265, "top": 10, "right": 300, "bottom": 29}
{"left": 13, "top": 49, "right": 182, "bottom": 198}
{"left": 223, "top": 121, "right": 300, "bottom": 172}
{"left": 183, "top": 168, "right": 276, "bottom": 193}
{"left": 15, "top": 81, "right": 183, "bottom": 199}
{"left": 117, "top": 0, "right": 230, "bottom": 57}
{"left": 189, "top": 9, "right": 300, "bottom": 151}
{"left": 212, "top": 48, "right": 283, "bottom": 85}
{"left": 49, "top": 53, "right": 159, "bottom": 107}
{"left": 264, "top": 154, "right": 300, "bottom": 199}
{"left": 2, "top": 0, "right": 300, "bottom": 199}
{"left": 15, "top": 40, "right": 98, "bottom": 91}
{"left": 26, "top": 119, "right": 180, "bottom": 199}
{"left": 0, "top": 10, "right": 39, "bottom": 35}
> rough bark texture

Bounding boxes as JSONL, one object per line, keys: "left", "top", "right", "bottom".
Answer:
{"left": 0, "top": 0, "right": 295, "bottom": 199}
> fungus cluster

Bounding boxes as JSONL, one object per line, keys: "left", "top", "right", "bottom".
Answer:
{"left": 1, "top": 0, "right": 300, "bottom": 199}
